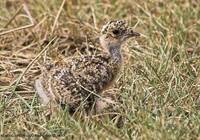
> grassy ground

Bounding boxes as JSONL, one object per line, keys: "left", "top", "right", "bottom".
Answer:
{"left": 0, "top": 0, "right": 200, "bottom": 139}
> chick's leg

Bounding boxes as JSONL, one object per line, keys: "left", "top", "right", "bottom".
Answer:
{"left": 35, "top": 78, "right": 58, "bottom": 119}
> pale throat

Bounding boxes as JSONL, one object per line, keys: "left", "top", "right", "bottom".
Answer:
{"left": 108, "top": 44, "right": 122, "bottom": 63}
{"left": 100, "top": 35, "right": 122, "bottom": 63}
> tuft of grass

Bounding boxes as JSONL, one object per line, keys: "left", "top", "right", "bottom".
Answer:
{"left": 0, "top": 0, "right": 200, "bottom": 139}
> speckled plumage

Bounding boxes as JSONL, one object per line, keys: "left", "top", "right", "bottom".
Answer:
{"left": 35, "top": 20, "right": 140, "bottom": 114}
{"left": 41, "top": 54, "right": 120, "bottom": 112}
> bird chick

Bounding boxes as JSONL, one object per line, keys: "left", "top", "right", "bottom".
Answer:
{"left": 35, "top": 20, "right": 140, "bottom": 115}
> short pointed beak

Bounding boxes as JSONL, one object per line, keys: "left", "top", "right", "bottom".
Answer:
{"left": 129, "top": 31, "right": 140, "bottom": 37}
{"left": 127, "top": 29, "right": 140, "bottom": 37}
{"left": 122, "top": 29, "right": 140, "bottom": 41}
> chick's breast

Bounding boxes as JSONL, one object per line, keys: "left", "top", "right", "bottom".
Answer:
{"left": 45, "top": 54, "right": 116, "bottom": 110}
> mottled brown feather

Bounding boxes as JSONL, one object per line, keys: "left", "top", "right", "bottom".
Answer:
{"left": 40, "top": 53, "right": 121, "bottom": 112}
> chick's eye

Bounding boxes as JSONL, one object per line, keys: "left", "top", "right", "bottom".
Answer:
{"left": 112, "top": 30, "right": 120, "bottom": 35}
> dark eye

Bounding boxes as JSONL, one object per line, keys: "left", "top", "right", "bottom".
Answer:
{"left": 112, "top": 30, "right": 120, "bottom": 35}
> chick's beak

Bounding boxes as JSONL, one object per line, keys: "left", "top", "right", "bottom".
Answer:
{"left": 126, "top": 28, "right": 140, "bottom": 38}
{"left": 122, "top": 28, "right": 140, "bottom": 41}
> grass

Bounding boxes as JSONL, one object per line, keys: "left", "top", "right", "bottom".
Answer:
{"left": 0, "top": 0, "right": 200, "bottom": 139}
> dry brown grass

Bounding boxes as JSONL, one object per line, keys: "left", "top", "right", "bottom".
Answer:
{"left": 0, "top": 0, "right": 200, "bottom": 139}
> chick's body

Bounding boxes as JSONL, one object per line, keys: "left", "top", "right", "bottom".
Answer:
{"left": 41, "top": 54, "right": 121, "bottom": 113}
